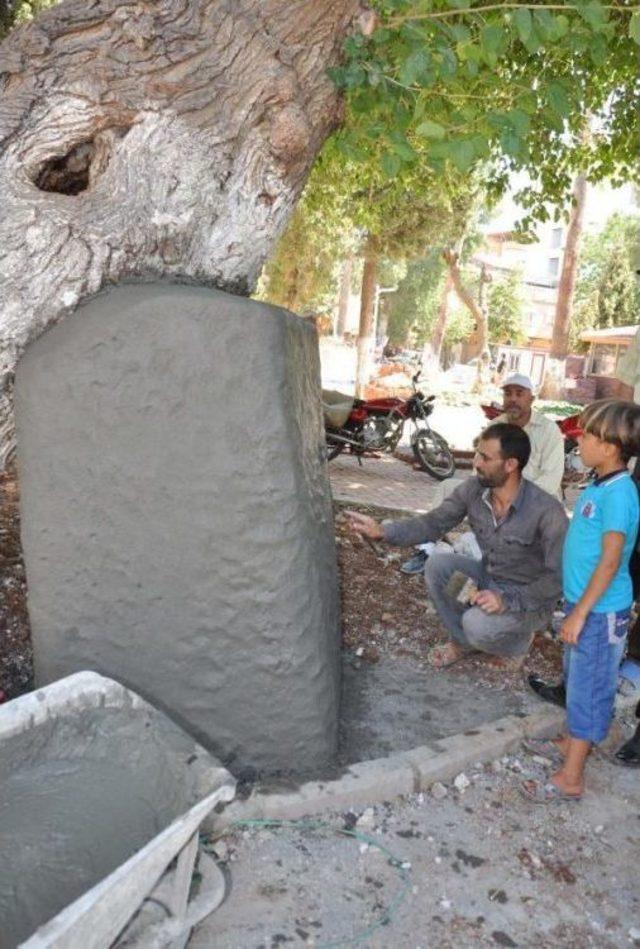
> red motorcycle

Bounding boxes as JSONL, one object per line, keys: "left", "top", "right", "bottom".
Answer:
{"left": 323, "top": 372, "right": 455, "bottom": 480}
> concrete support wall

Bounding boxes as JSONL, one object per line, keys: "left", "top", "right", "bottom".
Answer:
{"left": 15, "top": 283, "right": 340, "bottom": 774}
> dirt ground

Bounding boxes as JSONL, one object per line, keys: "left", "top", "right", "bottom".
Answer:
{"left": 0, "top": 464, "right": 31, "bottom": 702}
{"left": 335, "top": 500, "right": 563, "bottom": 694}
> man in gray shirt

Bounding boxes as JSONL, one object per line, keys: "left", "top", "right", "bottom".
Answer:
{"left": 347, "top": 423, "right": 568, "bottom": 670}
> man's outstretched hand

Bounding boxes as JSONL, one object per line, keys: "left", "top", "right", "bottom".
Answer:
{"left": 344, "top": 510, "right": 384, "bottom": 541}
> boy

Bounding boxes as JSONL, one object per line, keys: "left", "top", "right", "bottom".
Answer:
{"left": 523, "top": 399, "right": 640, "bottom": 802}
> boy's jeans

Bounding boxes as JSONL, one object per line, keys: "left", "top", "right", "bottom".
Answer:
{"left": 563, "top": 602, "right": 630, "bottom": 743}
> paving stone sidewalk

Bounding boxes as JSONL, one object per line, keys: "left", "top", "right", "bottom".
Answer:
{"left": 328, "top": 452, "right": 581, "bottom": 514}
{"left": 328, "top": 453, "right": 470, "bottom": 513}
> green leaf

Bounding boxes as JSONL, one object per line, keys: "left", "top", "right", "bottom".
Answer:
{"left": 533, "top": 9, "right": 557, "bottom": 41}
{"left": 388, "top": 130, "right": 417, "bottom": 161}
{"left": 450, "top": 139, "right": 476, "bottom": 172}
{"left": 481, "top": 23, "right": 504, "bottom": 55}
{"left": 518, "top": 94, "right": 537, "bottom": 115}
{"left": 508, "top": 109, "right": 531, "bottom": 136}
{"left": 500, "top": 128, "right": 521, "bottom": 157}
{"left": 450, "top": 24, "right": 471, "bottom": 44}
{"left": 630, "top": 12, "right": 640, "bottom": 45}
{"left": 547, "top": 81, "right": 571, "bottom": 118}
{"left": 513, "top": 8, "right": 532, "bottom": 44}
{"left": 399, "top": 48, "right": 430, "bottom": 85}
{"left": 381, "top": 152, "right": 402, "bottom": 178}
{"left": 416, "top": 119, "right": 446, "bottom": 139}
{"left": 577, "top": 0, "right": 608, "bottom": 31}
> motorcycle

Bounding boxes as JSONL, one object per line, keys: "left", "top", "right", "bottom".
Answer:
{"left": 323, "top": 372, "right": 455, "bottom": 480}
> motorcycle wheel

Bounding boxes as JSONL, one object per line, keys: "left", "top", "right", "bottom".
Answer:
{"left": 412, "top": 430, "right": 455, "bottom": 480}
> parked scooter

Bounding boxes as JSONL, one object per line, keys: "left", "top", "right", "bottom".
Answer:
{"left": 323, "top": 372, "right": 455, "bottom": 480}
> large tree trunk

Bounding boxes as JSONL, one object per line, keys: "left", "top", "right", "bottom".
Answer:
{"left": 0, "top": 0, "right": 363, "bottom": 464}
{"left": 550, "top": 174, "right": 588, "bottom": 360}
{"left": 542, "top": 173, "right": 588, "bottom": 397}
{"left": 355, "top": 247, "right": 378, "bottom": 397}
{"left": 430, "top": 272, "right": 454, "bottom": 362}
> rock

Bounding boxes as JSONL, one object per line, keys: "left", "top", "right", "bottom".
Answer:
{"left": 594, "top": 825, "right": 604, "bottom": 835}
{"left": 381, "top": 612, "right": 393, "bottom": 623}
{"left": 359, "top": 843, "right": 369, "bottom": 854}
{"left": 628, "top": 927, "right": 640, "bottom": 942}
{"left": 454, "top": 772, "right": 471, "bottom": 792}
{"left": 358, "top": 807, "right": 375, "bottom": 827}
{"left": 431, "top": 782, "right": 448, "bottom": 800}
{"left": 213, "top": 839, "right": 228, "bottom": 861}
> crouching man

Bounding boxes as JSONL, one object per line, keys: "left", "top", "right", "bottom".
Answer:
{"left": 347, "top": 423, "right": 568, "bottom": 671}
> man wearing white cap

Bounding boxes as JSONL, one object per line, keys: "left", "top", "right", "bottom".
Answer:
{"left": 493, "top": 372, "right": 565, "bottom": 499}
{"left": 401, "top": 371, "right": 565, "bottom": 574}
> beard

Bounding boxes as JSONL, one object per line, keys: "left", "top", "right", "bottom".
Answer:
{"left": 476, "top": 468, "right": 509, "bottom": 488}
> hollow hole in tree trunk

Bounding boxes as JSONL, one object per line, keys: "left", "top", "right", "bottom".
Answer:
{"left": 35, "top": 141, "right": 95, "bottom": 195}
{"left": 34, "top": 126, "right": 131, "bottom": 196}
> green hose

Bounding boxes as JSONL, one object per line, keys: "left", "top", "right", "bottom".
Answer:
{"left": 208, "top": 816, "right": 413, "bottom": 948}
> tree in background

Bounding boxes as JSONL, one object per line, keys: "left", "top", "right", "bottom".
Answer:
{"left": 487, "top": 269, "right": 525, "bottom": 345}
{"left": 571, "top": 213, "right": 640, "bottom": 346}
{"left": 256, "top": 186, "right": 354, "bottom": 318}
{"left": 385, "top": 251, "right": 446, "bottom": 347}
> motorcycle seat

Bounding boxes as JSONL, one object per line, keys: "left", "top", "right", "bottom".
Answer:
{"left": 321, "top": 389, "right": 354, "bottom": 428}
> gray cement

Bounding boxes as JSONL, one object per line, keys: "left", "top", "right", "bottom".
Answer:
{"left": 14, "top": 283, "right": 340, "bottom": 775}
{"left": 338, "top": 654, "right": 525, "bottom": 765}
{"left": 0, "top": 701, "right": 228, "bottom": 949}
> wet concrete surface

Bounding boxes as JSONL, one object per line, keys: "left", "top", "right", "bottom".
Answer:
{"left": 338, "top": 653, "right": 530, "bottom": 765}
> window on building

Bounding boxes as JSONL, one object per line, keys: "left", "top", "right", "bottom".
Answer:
{"left": 548, "top": 257, "right": 560, "bottom": 281}
{"left": 508, "top": 353, "right": 521, "bottom": 371}
{"left": 551, "top": 227, "right": 563, "bottom": 249}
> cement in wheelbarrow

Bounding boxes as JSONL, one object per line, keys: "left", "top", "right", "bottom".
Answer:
{"left": 0, "top": 672, "right": 235, "bottom": 948}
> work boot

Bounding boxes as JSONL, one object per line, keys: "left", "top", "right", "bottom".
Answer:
{"left": 527, "top": 674, "right": 566, "bottom": 708}
{"left": 615, "top": 699, "right": 640, "bottom": 766}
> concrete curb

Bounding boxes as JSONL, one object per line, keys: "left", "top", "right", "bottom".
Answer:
{"left": 212, "top": 690, "right": 638, "bottom": 830}
{"left": 212, "top": 704, "right": 564, "bottom": 829}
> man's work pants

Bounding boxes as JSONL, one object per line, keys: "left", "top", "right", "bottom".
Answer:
{"left": 424, "top": 553, "right": 551, "bottom": 658}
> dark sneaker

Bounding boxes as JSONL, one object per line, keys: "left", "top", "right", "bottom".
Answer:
{"left": 527, "top": 674, "right": 566, "bottom": 708}
{"left": 400, "top": 551, "right": 428, "bottom": 575}
{"left": 615, "top": 725, "right": 640, "bottom": 766}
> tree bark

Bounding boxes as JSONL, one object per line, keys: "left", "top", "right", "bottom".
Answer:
{"left": 550, "top": 173, "right": 588, "bottom": 360}
{"left": 355, "top": 248, "right": 378, "bottom": 397}
{"left": 0, "top": 0, "right": 362, "bottom": 464}
{"left": 336, "top": 254, "right": 353, "bottom": 337}
{"left": 540, "top": 173, "right": 588, "bottom": 398}
{"left": 442, "top": 248, "right": 491, "bottom": 390}
{"left": 430, "top": 271, "right": 454, "bottom": 362}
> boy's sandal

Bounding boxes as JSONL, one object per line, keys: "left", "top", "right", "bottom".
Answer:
{"left": 427, "top": 643, "right": 465, "bottom": 669}
{"left": 521, "top": 737, "right": 565, "bottom": 764}
{"left": 519, "top": 779, "right": 582, "bottom": 805}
